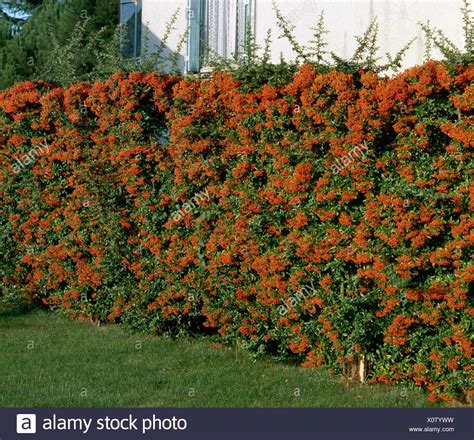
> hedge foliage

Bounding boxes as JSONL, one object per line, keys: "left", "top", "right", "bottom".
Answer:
{"left": 0, "top": 61, "right": 472, "bottom": 402}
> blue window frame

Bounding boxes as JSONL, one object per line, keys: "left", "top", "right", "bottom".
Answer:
{"left": 187, "top": 0, "right": 205, "bottom": 72}
{"left": 120, "top": 0, "right": 142, "bottom": 59}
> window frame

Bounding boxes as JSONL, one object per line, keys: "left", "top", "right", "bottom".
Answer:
{"left": 186, "top": 0, "right": 255, "bottom": 73}
{"left": 120, "top": 0, "right": 142, "bottom": 59}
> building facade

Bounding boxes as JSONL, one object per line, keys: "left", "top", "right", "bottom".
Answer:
{"left": 125, "top": 0, "right": 465, "bottom": 73}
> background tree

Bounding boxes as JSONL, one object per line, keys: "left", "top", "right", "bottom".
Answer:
{"left": 0, "top": 0, "right": 118, "bottom": 89}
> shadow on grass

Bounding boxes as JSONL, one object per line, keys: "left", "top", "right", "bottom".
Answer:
{"left": 0, "top": 294, "right": 38, "bottom": 318}
{"left": 0, "top": 305, "right": 35, "bottom": 318}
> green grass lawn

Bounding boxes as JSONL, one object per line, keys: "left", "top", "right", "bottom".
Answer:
{"left": 0, "top": 308, "right": 438, "bottom": 408}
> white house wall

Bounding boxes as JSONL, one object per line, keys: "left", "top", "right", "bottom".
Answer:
{"left": 141, "top": 0, "right": 466, "bottom": 72}
{"left": 255, "top": 0, "right": 465, "bottom": 69}
{"left": 141, "top": 0, "right": 188, "bottom": 69}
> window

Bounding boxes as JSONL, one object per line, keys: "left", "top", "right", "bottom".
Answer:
{"left": 236, "top": 0, "right": 253, "bottom": 55}
{"left": 187, "top": 0, "right": 254, "bottom": 72}
{"left": 120, "top": 0, "right": 142, "bottom": 59}
{"left": 187, "top": 0, "right": 205, "bottom": 73}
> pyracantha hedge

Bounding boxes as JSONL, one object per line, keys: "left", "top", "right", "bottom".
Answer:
{"left": 1, "top": 61, "right": 472, "bottom": 403}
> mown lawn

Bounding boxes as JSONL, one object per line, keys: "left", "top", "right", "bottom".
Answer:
{"left": 0, "top": 308, "right": 437, "bottom": 408}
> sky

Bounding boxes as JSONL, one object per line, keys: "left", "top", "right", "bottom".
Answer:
{"left": 1, "top": 1, "right": 32, "bottom": 20}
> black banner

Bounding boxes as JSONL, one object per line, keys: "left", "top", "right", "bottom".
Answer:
{"left": 1, "top": 408, "right": 472, "bottom": 439}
